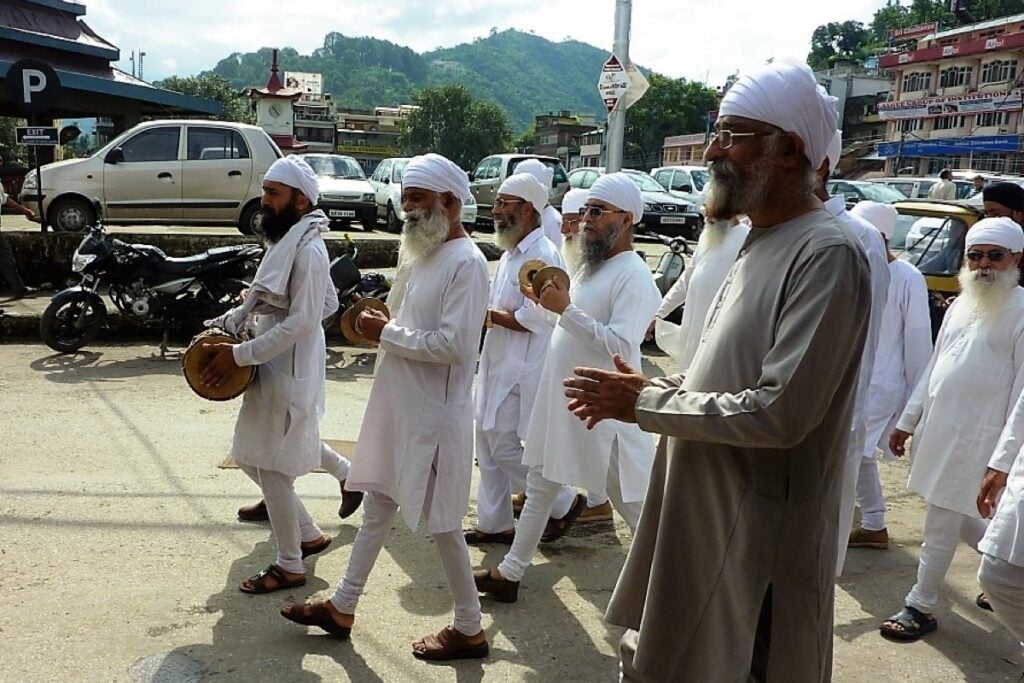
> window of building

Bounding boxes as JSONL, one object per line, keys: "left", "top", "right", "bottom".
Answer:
{"left": 934, "top": 116, "right": 966, "bottom": 130}
{"left": 939, "top": 65, "right": 973, "bottom": 88}
{"left": 972, "top": 153, "right": 1006, "bottom": 172}
{"left": 981, "top": 59, "right": 1018, "bottom": 84}
{"left": 902, "top": 71, "right": 932, "bottom": 92}
{"left": 975, "top": 111, "right": 1011, "bottom": 128}
{"left": 897, "top": 119, "right": 924, "bottom": 133}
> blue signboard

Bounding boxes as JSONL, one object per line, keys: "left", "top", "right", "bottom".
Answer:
{"left": 877, "top": 134, "right": 1020, "bottom": 157}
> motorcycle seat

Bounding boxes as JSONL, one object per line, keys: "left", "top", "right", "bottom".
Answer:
{"left": 155, "top": 246, "right": 258, "bottom": 276}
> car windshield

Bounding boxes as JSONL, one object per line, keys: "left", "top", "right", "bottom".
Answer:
{"left": 897, "top": 214, "right": 967, "bottom": 277}
{"left": 689, "top": 169, "right": 709, "bottom": 191}
{"left": 858, "top": 183, "right": 907, "bottom": 203}
{"left": 306, "top": 156, "right": 365, "bottom": 179}
{"left": 392, "top": 160, "right": 408, "bottom": 181}
{"left": 627, "top": 173, "right": 666, "bottom": 192}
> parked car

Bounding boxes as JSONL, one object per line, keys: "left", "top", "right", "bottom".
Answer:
{"left": 870, "top": 176, "right": 974, "bottom": 201}
{"left": 367, "top": 157, "right": 477, "bottom": 233}
{"left": 826, "top": 179, "right": 907, "bottom": 209}
{"left": 649, "top": 165, "right": 709, "bottom": 206}
{"left": 469, "top": 153, "right": 569, "bottom": 222}
{"left": 19, "top": 119, "right": 282, "bottom": 235}
{"left": 566, "top": 167, "right": 702, "bottom": 239}
{"left": 301, "top": 153, "right": 376, "bottom": 231}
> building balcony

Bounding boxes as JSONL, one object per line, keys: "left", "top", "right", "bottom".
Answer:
{"left": 880, "top": 30, "right": 1024, "bottom": 68}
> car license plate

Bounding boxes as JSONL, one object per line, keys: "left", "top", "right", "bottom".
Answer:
{"left": 329, "top": 210, "right": 356, "bottom": 218}
{"left": 661, "top": 216, "right": 687, "bottom": 224}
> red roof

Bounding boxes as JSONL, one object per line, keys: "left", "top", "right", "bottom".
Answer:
{"left": 270, "top": 134, "right": 307, "bottom": 151}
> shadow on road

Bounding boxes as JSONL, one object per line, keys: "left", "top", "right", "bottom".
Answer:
{"left": 29, "top": 348, "right": 183, "bottom": 383}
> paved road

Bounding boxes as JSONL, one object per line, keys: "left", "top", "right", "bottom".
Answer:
{"left": 0, "top": 340, "right": 1020, "bottom": 682}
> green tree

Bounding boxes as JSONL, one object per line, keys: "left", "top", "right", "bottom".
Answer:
{"left": 155, "top": 74, "right": 254, "bottom": 123}
{"left": 623, "top": 74, "right": 718, "bottom": 171}
{"left": 514, "top": 122, "right": 536, "bottom": 152}
{"left": 399, "top": 84, "right": 513, "bottom": 170}
{"left": 808, "top": 21, "right": 871, "bottom": 70}
{"left": 0, "top": 117, "right": 25, "bottom": 163}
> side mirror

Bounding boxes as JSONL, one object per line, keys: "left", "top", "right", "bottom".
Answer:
{"left": 105, "top": 147, "right": 124, "bottom": 164}
{"left": 382, "top": 176, "right": 390, "bottom": 184}
{"left": 845, "top": 194, "right": 860, "bottom": 204}
{"left": 467, "top": 172, "right": 475, "bottom": 182}
{"left": 677, "top": 183, "right": 693, "bottom": 193}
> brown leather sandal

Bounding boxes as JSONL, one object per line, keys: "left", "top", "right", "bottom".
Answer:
{"left": 239, "top": 564, "right": 306, "bottom": 594}
{"left": 464, "top": 529, "right": 515, "bottom": 545}
{"left": 280, "top": 600, "right": 352, "bottom": 639}
{"left": 300, "top": 534, "right": 332, "bottom": 558}
{"left": 412, "top": 625, "right": 489, "bottom": 661}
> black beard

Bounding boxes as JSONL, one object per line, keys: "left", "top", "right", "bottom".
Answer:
{"left": 254, "top": 204, "right": 301, "bottom": 243}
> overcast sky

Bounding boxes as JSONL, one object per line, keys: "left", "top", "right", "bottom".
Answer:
{"left": 86, "top": 0, "right": 888, "bottom": 88}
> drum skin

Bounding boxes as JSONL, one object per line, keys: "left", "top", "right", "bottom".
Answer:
{"left": 182, "top": 328, "right": 255, "bottom": 401}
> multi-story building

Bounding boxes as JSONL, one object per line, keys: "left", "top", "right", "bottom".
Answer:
{"left": 661, "top": 133, "right": 707, "bottom": 166}
{"left": 533, "top": 111, "right": 598, "bottom": 169}
{"left": 293, "top": 97, "right": 336, "bottom": 154}
{"left": 877, "top": 15, "right": 1024, "bottom": 175}
{"left": 334, "top": 106, "right": 414, "bottom": 173}
{"left": 578, "top": 128, "right": 605, "bottom": 168}
{"left": 815, "top": 61, "right": 891, "bottom": 175}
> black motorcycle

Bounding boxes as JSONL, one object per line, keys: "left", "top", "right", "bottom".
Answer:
{"left": 41, "top": 211, "right": 263, "bottom": 354}
{"left": 323, "top": 234, "right": 391, "bottom": 336}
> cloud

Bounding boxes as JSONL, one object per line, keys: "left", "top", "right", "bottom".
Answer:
{"left": 85, "top": 0, "right": 889, "bottom": 87}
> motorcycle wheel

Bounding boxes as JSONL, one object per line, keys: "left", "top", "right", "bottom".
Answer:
{"left": 40, "top": 293, "right": 106, "bottom": 353}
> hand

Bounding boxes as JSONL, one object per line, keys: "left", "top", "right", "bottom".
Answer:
{"left": 889, "top": 429, "right": 912, "bottom": 458}
{"left": 23, "top": 208, "right": 37, "bottom": 222}
{"left": 645, "top": 318, "right": 658, "bottom": 342}
{"left": 538, "top": 279, "right": 570, "bottom": 314}
{"left": 356, "top": 308, "right": 388, "bottom": 343}
{"left": 563, "top": 354, "right": 650, "bottom": 429}
{"left": 240, "top": 287, "right": 249, "bottom": 302}
{"left": 977, "top": 468, "right": 1009, "bottom": 519}
{"left": 200, "top": 343, "right": 240, "bottom": 388}
{"left": 520, "top": 283, "right": 540, "bottom": 304}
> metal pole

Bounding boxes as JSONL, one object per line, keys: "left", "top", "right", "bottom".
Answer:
{"left": 605, "top": 0, "right": 631, "bottom": 173}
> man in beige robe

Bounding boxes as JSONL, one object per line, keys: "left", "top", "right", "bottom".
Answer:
{"left": 564, "top": 60, "right": 871, "bottom": 682}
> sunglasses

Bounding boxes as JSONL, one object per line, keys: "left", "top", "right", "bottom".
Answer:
{"left": 577, "top": 205, "right": 628, "bottom": 219}
{"left": 966, "top": 249, "right": 1009, "bottom": 262}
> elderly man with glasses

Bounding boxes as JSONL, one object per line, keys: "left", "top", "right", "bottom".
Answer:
{"left": 473, "top": 172, "right": 661, "bottom": 604}
{"left": 880, "top": 217, "right": 1024, "bottom": 642}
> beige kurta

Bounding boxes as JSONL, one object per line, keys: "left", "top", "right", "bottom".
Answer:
{"left": 605, "top": 209, "right": 871, "bottom": 682}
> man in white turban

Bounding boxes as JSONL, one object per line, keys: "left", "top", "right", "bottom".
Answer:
{"left": 200, "top": 154, "right": 336, "bottom": 595}
{"left": 464, "top": 173, "right": 577, "bottom": 546}
{"left": 281, "top": 153, "right": 492, "bottom": 662}
{"left": 880, "top": 216, "right": 1024, "bottom": 641}
{"left": 474, "top": 172, "right": 661, "bottom": 604}
{"left": 562, "top": 59, "right": 871, "bottom": 681}
{"left": 846, "top": 201, "right": 932, "bottom": 551}
{"left": 814, "top": 129, "right": 892, "bottom": 576}
{"left": 514, "top": 158, "right": 563, "bottom": 248}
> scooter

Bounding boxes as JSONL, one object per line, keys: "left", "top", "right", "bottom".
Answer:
{"left": 322, "top": 234, "right": 391, "bottom": 337}
{"left": 635, "top": 231, "right": 692, "bottom": 323}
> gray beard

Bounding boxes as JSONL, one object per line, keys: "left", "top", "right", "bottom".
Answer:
{"left": 494, "top": 214, "right": 525, "bottom": 252}
{"left": 704, "top": 156, "right": 777, "bottom": 221}
{"left": 578, "top": 224, "right": 622, "bottom": 278}
{"left": 400, "top": 206, "right": 449, "bottom": 263}
{"left": 562, "top": 234, "right": 583, "bottom": 275}
{"left": 957, "top": 264, "right": 1019, "bottom": 318}
{"left": 698, "top": 217, "right": 736, "bottom": 250}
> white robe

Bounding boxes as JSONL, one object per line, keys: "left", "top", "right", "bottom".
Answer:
{"left": 981, "top": 390, "right": 1024, "bottom": 566}
{"left": 346, "top": 237, "right": 489, "bottom": 533}
{"left": 522, "top": 251, "right": 661, "bottom": 500}
{"left": 475, "top": 229, "right": 563, "bottom": 438}
{"left": 897, "top": 289, "right": 1024, "bottom": 517}
{"left": 542, "top": 205, "right": 563, "bottom": 248}
{"left": 227, "top": 216, "right": 332, "bottom": 477}
{"left": 655, "top": 223, "right": 750, "bottom": 372}
{"left": 862, "top": 259, "right": 933, "bottom": 460}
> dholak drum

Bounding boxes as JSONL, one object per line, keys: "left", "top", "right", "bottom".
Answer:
{"left": 182, "top": 328, "right": 255, "bottom": 401}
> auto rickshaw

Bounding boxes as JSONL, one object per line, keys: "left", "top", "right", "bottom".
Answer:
{"left": 892, "top": 199, "right": 984, "bottom": 339}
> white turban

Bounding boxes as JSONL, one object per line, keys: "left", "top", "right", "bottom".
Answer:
{"left": 850, "top": 200, "right": 897, "bottom": 240}
{"left": 265, "top": 155, "right": 321, "bottom": 204}
{"left": 401, "top": 153, "right": 472, "bottom": 202}
{"left": 588, "top": 172, "right": 644, "bottom": 225}
{"left": 826, "top": 130, "right": 842, "bottom": 176}
{"left": 966, "top": 216, "right": 1024, "bottom": 252}
{"left": 561, "top": 188, "right": 588, "bottom": 217}
{"left": 497, "top": 173, "right": 548, "bottom": 214}
{"left": 514, "top": 159, "right": 554, "bottom": 200}
{"left": 719, "top": 59, "right": 839, "bottom": 169}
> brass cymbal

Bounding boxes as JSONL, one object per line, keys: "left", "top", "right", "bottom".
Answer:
{"left": 532, "top": 265, "right": 570, "bottom": 298}
{"left": 518, "top": 259, "right": 548, "bottom": 289}
{"left": 340, "top": 297, "right": 390, "bottom": 346}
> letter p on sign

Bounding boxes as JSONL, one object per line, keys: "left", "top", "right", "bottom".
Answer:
{"left": 6, "top": 59, "right": 60, "bottom": 115}
{"left": 22, "top": 69, "right": 47, "bottom": 105}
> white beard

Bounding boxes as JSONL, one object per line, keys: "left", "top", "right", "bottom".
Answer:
{"left": 698, "top": 217, "right": 737, "bottom": 250}
{"left": 494, "top": 215, "right": 525, "bottom": 252}
{"left": 957, "top": 264, "right": 1020, "bottom": 318}
{"left": 400, "top": 205, "right": 449, "bottom": 264}
{"left": 561, "top": 233, "right": 583, "bottom": 275}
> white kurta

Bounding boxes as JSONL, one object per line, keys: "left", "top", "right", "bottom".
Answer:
{"left": 228, "top": 223, "right": 331, "bottom": 477}
{"left": 862, "top": 259, "right": 933, "bottom": 459}
{"left": 346, "top": 237, "right": 489, "bottom": 533}
{"left": 475, "top": 228, "right": 563, "bottom": 438}
{"left": 542, "top": 205, "right": 563, "bottom": 248}
{"left": 655, "top": 223, "right": 750, "bottom": 372}
{"left": 897, "top": 289, "right": 1024, "bottom": 517}
{"left": 522, "top": 251, "right": 661, "bottom": 500}
{"left": 981, "top": 390, "right": 1024, "bottom": 566}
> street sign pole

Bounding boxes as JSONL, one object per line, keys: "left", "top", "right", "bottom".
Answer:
{"left": 30, "top": 116, "right": 46, "bottom": 232}
{"left": 605, "top": 0, "right": 632, "bottom": 173}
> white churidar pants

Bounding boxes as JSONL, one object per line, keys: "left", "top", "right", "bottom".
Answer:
{"left": 978, "top": 553, "right": 1024, "bottom": 654}
{"left": 905, "top": 503, "right": 987, "bottom": 613}
{"left": 855, "top": 457, "right": 887, "bottom": 531}
{"left": 319, "top": 441, "right": 351, "bottom": 481}
{"left": 239, "top": 464, "right": 323, "bottom": 574}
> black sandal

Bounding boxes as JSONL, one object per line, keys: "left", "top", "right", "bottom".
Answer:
{"left": 976, "top": 593, "right": 994, "bottom": 612}
{"left": 879, "top": 605, "right": 937, "bottom": 641}
{"left": 464, "top": 529, "right": 515, "bottom": 545}
{"left": 239, "top": 564, "right": 306, "bottom": 594}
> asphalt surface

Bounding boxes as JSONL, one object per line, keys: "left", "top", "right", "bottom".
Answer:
{"left": 1, "top": 339, "right": 1022, "bottom": 682}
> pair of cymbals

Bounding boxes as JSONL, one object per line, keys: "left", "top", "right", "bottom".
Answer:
{"left": 340, "top": 297, "right": 390, "bottom": 346}
{"left": 518, "top": 259, "right": 570, "bottom": 298}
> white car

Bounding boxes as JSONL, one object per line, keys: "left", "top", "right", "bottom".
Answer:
{"left": 650, "top": 165, "right": 710, "bottom": 207}
{"left": 368, "top": 157, "right": 477, "bottom": 233}
{"left": 20, "top": 119, "right": 282, "bottom": 234}
{"left": 300, "top": 153, "right": 377, "bottom": 231}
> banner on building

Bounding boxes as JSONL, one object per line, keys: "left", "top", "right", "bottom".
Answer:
{"left": 887, "top": 22, "right": 938, "bottom": 44}
{"left": 283, "top": 71, "right": 322, "bottom": 98}
{"left": 876, "top": 134, "right": 1021, "bottom": 157}
{"left": 878, "top": 90, "right": 1023, "bottom": 120}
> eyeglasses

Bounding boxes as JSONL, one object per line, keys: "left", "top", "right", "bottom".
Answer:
{"left": 493, "top": 197, "right": 525, "bottom": 209}
{"left": 578, "top": 205, "right": 628, "bottom": 219}
{"left": 966, "top": 249, "right": 1010, "bottom": 262}
{"left": 709, "top": 129, "right": 772, "bottom": 149}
